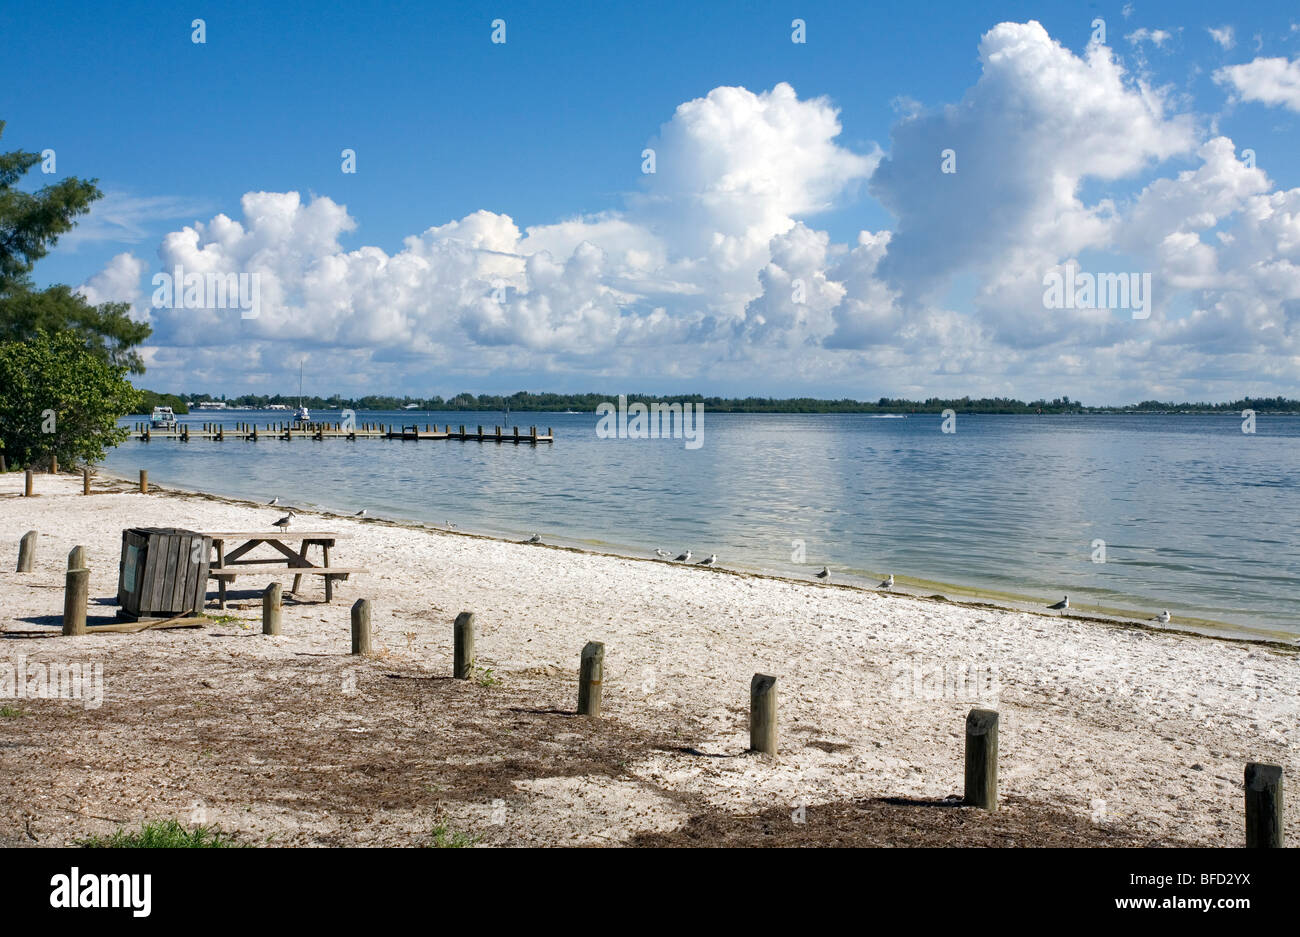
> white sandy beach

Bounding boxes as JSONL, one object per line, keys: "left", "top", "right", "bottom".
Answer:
{"left": 1, "top": 470, "right": 1295, "bottom": 846}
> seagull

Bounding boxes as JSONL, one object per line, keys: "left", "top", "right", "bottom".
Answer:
{"left": 674, "top": 550, "right": 692, "bottom": 563}
{"left": 696, "top": 553, "right": 717, "bottom": 566}
{"left": 815, "top": 566, "right": 830, "bottom": 580}
{"left": 1151, "top": 609, "right": 1171, "bottom": 624}
{"left": 654, "top": 549, "right": 670, "bottom": 558}
{"left": 879, "top": 574, "right": 894, "bottom": 590}
{"left": 1047, "top": 595, "right": 1069, "bottom": 611}
{"left": 355, "top": 509, "right": 367, "bottom": 517}
{"left": 446, "top": 521, "right": 457, "bottom": 530}
{"left": 267, "top": 497, "right": 279, "bottom": 506}
{"left": 272, "top": 510, "right": 296, "bottom": 530}
{"left": 526, "top": 533, "right": 541, "bottom": 544}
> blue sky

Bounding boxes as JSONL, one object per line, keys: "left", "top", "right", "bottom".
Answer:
{"left": 4, "top": 0, "right": 1299, "bottom": 402}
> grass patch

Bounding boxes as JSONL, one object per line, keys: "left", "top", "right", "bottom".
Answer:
{"left": 475, "top": 667, "right": 501, "bottom": 688}
{"left": 424, "top": 824, "right": 481, "bottom": 848}
{"left": 0, "top": 705, "right": 23, "bottom": 718}
{"left": 77, "top": 819, "right": 243, "bottom": 848}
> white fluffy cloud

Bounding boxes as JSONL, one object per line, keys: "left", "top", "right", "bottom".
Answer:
{"left": 85, "top": 22, "right": 1300, "bottom": 402}
{"left": 1214, "top": 56, "right": 1300, "bottom": 111}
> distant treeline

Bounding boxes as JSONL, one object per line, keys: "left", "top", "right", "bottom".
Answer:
{"left": 143, "top": 391, "right": 1300, "bottom": 415}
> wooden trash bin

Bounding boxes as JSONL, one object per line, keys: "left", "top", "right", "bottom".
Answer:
{"left": 117, "top": 528, "right": 212, "bottom": 620}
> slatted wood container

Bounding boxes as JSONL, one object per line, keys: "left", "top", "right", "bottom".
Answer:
{"left": 117, "top": 528, "right": 212, "bottom": 620}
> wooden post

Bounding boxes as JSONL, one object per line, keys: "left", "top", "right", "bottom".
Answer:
{"left": 82, "top": 467, "right": 90, "bottom": 495}
{"left": 67, "top": 545, "right": 86, "bottom": 570}
{"left": 263, "top": 583, "right": 282, "bottom": 635}
{"left": 62, "top": 567, "right": 89, "bottom": 636}
{"left": 139, "top": 469, "right": 149, "bottom": 494}
{"left": 24, "top": 469, "right": 33, "bottom": 496}
{"left": 964, "top": 708, "right": 999, "bottom": 810}
{"left": 453, "top": 612, "right": 475, "bottom": 679}
{"left": 749, "top": 673, "right": 777, "bottom": 754}
{"left": 49, "top": 453, "right": 57, "bottom": 474}
{"left": 16, "top": 530, "right": 37, "bottom": 572}
{"left": 351, "top": 599, "right": 371, "bottom": 655}
{"left": 578, "top": 641, "right": 605, "bottom": 717}
{"left": 1245, "top": 762, "right": 1284, "bottom": 848}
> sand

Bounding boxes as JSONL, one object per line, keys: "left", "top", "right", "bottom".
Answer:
{"left": 0, "top": 469, "right": 1295, "bottom": 847}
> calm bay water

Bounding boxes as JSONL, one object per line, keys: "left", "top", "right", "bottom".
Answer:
{"left": 105, "top": 411, "right": 1300, "bottom": 639}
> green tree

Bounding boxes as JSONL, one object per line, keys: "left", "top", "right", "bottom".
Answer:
{"left": 0, "top": 120, "right": 152, "bottom": 373}
{"left": 0, "top": 330, "right": 140, "bottom": 469}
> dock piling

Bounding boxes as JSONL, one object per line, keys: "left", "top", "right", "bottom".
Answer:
{"left": 263, "top": 583, "right": 282, "bottom": 636}
{"left": 62, "top": 567, "right": 89, "bottom": 636}
{"left": 749, "top": 673, "right": 778, "bottom": 754}
{"left": 964, "top": 708, "right": 999, "bottom": 810}
{"left": 578, "top": 641, "right": 605, "bottom": 717}
{"left": 351, "top": 599, "right": 372, "bottom": 655}
{"left": 16, "top": 530, "right": 37, "bottom": 572}
{"left": 1245, "top": 762, "right": 1284, "bottom": 847}
{"left": 454, "top": 612, "right": 475, "bottom": 679}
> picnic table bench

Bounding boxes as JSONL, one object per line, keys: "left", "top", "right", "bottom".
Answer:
{"left": 201, "top": 530, "right": 367, "bottom": 608}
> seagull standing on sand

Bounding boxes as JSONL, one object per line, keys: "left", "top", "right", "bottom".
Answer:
{"left": 272, "top": 510, "right": 296, "bottom": 531}
{"left": 1047, "top": 595, "right": 1069, "bottom": 611}
{"left": 527, "top": 533, "right": 541, "bottom": 544}
{"left": 267, "top": 497, "right": 279, "bottom": 506}
{"left": 654, "top": 549, "right": 670, "bottom": 559}
{"left": 446, "top": 521, "right": 457, "bottom": 530}
{"left": 355, "top": 509, "right": 367, "bottom": 517}
{"left": 1151, "top": 609, "right": 1171, "bottom": 624}
{"left": 879, "top": 574, "right": 894, "bottom": 590}
{"left": 815, "top": 566, "right": 830, "bottom": 580}
{"left": 696, "top": 553, "right": 717, "bottom": 566}
{"left": 674, "top": 550, "right": 692, "bottom": 563}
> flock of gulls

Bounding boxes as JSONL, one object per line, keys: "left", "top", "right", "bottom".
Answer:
{"left": 263, "top": 496, "right": 1176, "bottom": 627}
{"left": 1044, "top": 594, "right": 1171, "bottom": 624}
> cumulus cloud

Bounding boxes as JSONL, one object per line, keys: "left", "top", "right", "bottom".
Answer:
{"left": 82, "top": 20, "right": 1300, "bottom": 401}
{"left": 76, "top": 252, "right": 146, "bottom": 311}
{"left": 1214, "top": 56, "right": 1300, "bottom": 111}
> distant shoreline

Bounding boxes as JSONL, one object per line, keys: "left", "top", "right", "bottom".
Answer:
{"left": 134, "top": 388, "right": 1300, "bottom": 417}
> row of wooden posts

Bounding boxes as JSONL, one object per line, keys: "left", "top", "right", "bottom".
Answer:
{"left": 19, "top": 468, "right": 150, "bottom": 497}
{"left": 11, "top": 529, "right": 1287, "bottom": 848}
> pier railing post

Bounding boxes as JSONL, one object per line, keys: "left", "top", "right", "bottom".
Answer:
{"left": 263, "top": 582, "right": 282, "bottom": 636}
{"left": 749, "top": 673, "right": 777, "bottom": 754}
{"left": 351, "top": 598, "right": 372, "bottom": 655}
{"left": 24, "top": 469, "right": 33, "bottom": 496}
{"left": 16, "top": 530, "right": 37, "bottom": 572}
{"left": 964, "top": 708, "right": 999, "bottom": 810}
{"left": 68, "top": 545, "right": 86, "bottom": 570}
{"left": 63, "top": 566, "right": 89, "bottom": 636}
{"left": 454, "top": 612, "right": 475, "bottom": 679}
{"left": 578, "top": 641, "right": 605, "bottom": 717}
{"left": 1245, "top": 762, "right": 1284, "bottom": 848}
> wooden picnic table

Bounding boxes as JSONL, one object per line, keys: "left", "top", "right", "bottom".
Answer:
{"left": 201, "top": 530, "right": 365, "bottom": 608}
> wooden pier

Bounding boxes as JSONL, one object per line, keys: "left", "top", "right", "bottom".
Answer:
{"left": 130, "top": 422, "right": 555, "bottom": 445}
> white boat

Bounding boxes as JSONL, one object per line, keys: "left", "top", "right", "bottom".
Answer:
{"left": 150, "top": 406, "right": 178, "bottom": 430}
